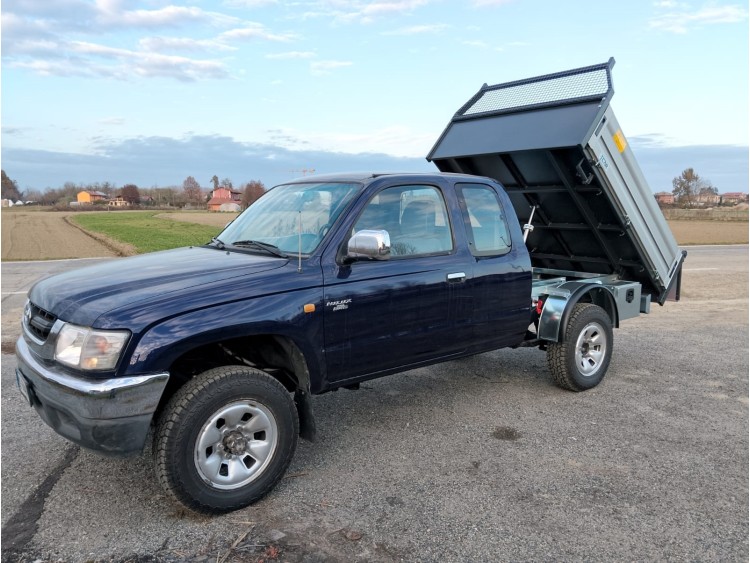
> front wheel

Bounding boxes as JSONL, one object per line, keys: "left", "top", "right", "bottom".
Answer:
{"left": 547, "top": 303, "right": 613, "bottom": 391}
{"left": 153, "top": 366, "right": 299, "bottom": 514}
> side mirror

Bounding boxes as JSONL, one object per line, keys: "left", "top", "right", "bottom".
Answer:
{"left": 347, "top": 229, "right": 391, "bottom": 261}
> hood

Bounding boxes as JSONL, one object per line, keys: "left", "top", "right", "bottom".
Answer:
{"left": 29, "top": 246, "right": 288, "bottom": 327}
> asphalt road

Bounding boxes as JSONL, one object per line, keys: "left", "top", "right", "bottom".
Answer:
{"left": 1, "top": 246, "right": 748, "bottom": 562}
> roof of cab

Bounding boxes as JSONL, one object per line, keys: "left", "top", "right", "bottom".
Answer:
{"left": 282, "top": 171, "right": 494, "bottom": 184}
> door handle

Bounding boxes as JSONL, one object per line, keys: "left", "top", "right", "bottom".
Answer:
{"left": 447, "top": 272, "right": 466, "bottom": 282}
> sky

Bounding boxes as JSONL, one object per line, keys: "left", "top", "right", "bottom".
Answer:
{"left": 1, "top": 0, "right": 748, "bottom": 195}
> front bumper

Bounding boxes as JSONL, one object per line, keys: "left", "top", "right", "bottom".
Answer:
{"left": 15, "top": 336, "right": 169, "bottom": 456}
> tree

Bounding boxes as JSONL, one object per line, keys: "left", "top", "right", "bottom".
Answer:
{"left": 220, "top": 178, "right": 233, "bottom": 190}
{"left": 121, "top": 184, "right": 141, "bottom": 204}
{"left": 183, "top": 176, "right": 202, "bottom": 202}
{"left": 210, "top": 175, "right": 219, "bottom": 191}
{"left": 671, "top": 168, "right": 707, "bottom": 208}
{"left": 241, "top": 180, "right": 266, "bottom": 209}
{"left": 1, "top": 170, "right": 22, "bottom": 201}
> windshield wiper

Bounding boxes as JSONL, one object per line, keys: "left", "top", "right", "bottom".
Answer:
{"left": 230, "top": 240, "right": 288, "bottom": 258}
{"left": 209, "top": 236, "right": 226, "bottom": 250}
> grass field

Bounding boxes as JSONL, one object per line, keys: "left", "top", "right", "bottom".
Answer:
{"left": 71, "top": 211, "right": 221, "bottom": 254}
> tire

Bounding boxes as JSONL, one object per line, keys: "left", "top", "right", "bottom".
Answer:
{"left": 547, "top": 303, "right": 613, "bottom": 392}
{"left": 153, "top": 365, "right": 299, "bottom": 514}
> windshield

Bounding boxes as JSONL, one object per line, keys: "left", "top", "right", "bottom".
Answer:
{"left": 217, "top": 182, "right": 361, "bottom": 255}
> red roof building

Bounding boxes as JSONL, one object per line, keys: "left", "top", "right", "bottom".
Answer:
{"left": 721, "top": 192, "right": 748, "bottom": 205}
{"left": 207, "top": 186, "right": 242, "bottom": 211}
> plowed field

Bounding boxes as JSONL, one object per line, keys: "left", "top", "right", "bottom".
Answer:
{"left": 2, "top": 211, "right": 119, "bottom": 261}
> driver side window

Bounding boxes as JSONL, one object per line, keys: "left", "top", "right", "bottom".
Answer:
{"left": 353, "top": 185, "right": 453, "bottom": 257}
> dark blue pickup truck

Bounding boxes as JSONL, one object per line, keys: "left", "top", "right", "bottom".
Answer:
{"left": 15, "top": 60, "right": 685, "bottom": 513}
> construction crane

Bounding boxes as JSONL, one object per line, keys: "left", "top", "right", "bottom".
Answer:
{"left": 289, "top": 168, "right": 316, "bottom": 177}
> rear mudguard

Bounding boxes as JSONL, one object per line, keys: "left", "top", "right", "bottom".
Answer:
{"left": 538, "top": 282, "right": 618, "bottom": 342}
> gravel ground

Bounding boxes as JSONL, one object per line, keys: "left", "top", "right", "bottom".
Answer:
{"left": 1, "top": 246, "right": 747, "bottom": 562}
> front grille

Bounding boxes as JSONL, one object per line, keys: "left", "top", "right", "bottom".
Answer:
{"left": 26, "top": 302, "right": 57, "bottom": 341}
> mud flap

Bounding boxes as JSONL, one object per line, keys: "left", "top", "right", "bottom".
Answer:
{"left": 294, "top": 389, "right": 317, "bottom": 442}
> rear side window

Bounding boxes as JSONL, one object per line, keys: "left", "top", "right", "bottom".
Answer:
{"left": 457, "top": 183, "right": 511, "bottom": 256}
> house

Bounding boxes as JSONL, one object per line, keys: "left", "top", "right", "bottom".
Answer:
{"left": 695, "top": 192, "right": 720, "bottom": 206}
{"left": 654, "top": 192, "right": 674, "bottom": 205}
{"left": 207, "top": 186, "right": 242, "bottom": 211}
{"left": 77, "top": 190, "right": 108, "bottom": 204}
{"left": 721, "top": 192, "right": 748, "bottom": 205}
{"left": 109, "top": 195, "right": 129, "bottom": 207}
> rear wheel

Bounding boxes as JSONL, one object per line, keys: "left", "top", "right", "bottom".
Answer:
{"left": 154, "top": 366, "right": 298, "bottom": 514}
{"left": 547, "top": 303, "right": 613, "bottom": 391}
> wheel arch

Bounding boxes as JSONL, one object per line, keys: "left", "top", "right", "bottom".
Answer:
{"left": 140, "top": 328, "right": 320, "bottom": 441}
{"left": 539, "top": 283, "right": 619, "bottom": 343}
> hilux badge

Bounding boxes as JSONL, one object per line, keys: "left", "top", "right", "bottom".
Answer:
{"left": 326, "top": 299, "right": 351, "bottom": 311}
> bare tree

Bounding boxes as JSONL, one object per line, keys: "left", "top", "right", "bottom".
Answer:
{"left": 220, "top": 178, "right": 234, "bottom": 190}
{"left": 183, "top": 176, "right": 202, "bottom": 203}
{"left": 241, "top": 180, "right": 266, "bottom": 209}
{"left": 1, "top": 170, "right": 22, "bottom": 200}
{"left": 672, "top": 168, "right": 707, "bottom": 208}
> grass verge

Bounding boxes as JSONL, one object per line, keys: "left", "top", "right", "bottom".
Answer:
{"left": 71, "top": 211, "right": 221, "bottom": 254}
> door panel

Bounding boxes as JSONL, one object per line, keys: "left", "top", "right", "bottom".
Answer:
{"left": 322, "top": 183, "right": 472, "bottom": 382}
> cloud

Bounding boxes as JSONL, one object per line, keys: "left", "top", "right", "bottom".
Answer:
{"left": 219, "top": 23, "right": 296, "bottom": 42}
{"left": 629, "top": 136, "right": 749, "bottom": 192}
{"left": 3, "top": 39, "right": 229, "bottom": 81}
{"left": 0, "top": 135, "right": 433, "bottom": 189}
{"left": 265, "top": 51, "right": 317, "bottom": 59}
{"left": 2, "top": 1, "right": 293, "bottom": 80}
{"left": 67, "top": 41, "right": 230, "bottom": 80}
{"left": 2, "top": 132, "right": 747, "bottom": 194}
{"left": 263, "top": 125, "right": 440, "bottom": 158}
{"left": 649, "top": 4, "right": 748, "bottom": 33}
{"left": 138, "top": 36, "right": 237, "bottom": 53}
{"left": 96, "top": 4, "right": 241, "bottom": 29}
{"left": 310, "top": 60, "right": 353, "bottom": 75}
{"left": 302, "top": 0, "right": 432, "bottom": 25}
{"left": 223, "top": 0, "right": 278, "bottom": 7}
{"left": 97, "top": 117, "right": 126, "bottom": 125}
{"left": 381, "top": 23, "right": 448, "bottom": 35}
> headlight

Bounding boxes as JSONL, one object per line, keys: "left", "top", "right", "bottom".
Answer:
{"left": 55, "top": 324, "right": 130, "bottom": 371}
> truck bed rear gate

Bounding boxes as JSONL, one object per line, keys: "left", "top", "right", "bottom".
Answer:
{"left": 427, "top": 58, "right": 686, "bottom": 305}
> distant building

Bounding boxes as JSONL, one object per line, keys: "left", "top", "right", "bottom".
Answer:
{"left": 695, "top": 192, "right": 720, "bottom": 206}
{"left": 207, "top": 186, "right": 242, "bottom": 212}
{"left": 109, "top": 195, "right": 129, "bottom": 207}
{"left": 77, "top": 190, "right": 108, "bottom": 204}
{"left": 654, "top": 192, "right": 674, "bottom": 205}
{"left": 721, "top": 192, "right": 748, "bottom": 205}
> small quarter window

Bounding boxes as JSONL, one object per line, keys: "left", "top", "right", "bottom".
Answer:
{"left": 457, "top": 183, "right": 511, "bottom": 256}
